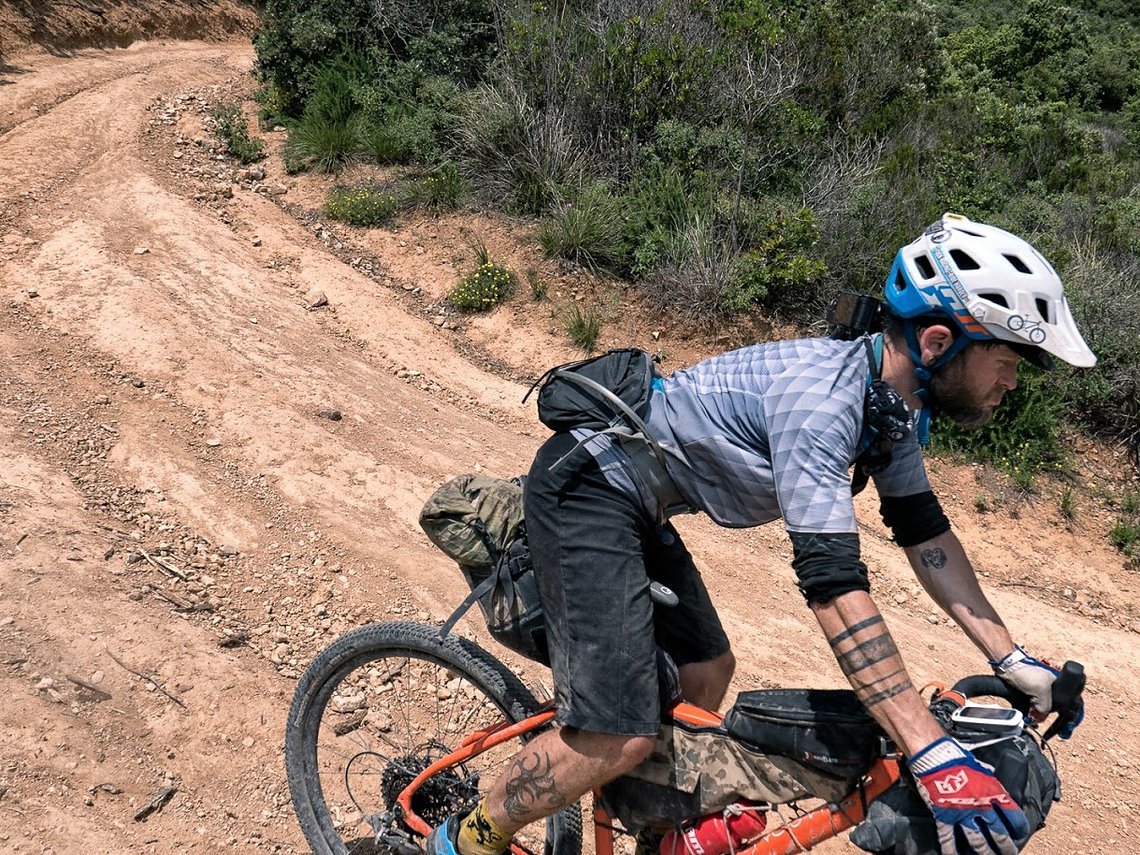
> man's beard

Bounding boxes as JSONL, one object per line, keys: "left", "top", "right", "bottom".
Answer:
{"left": 928, "top": 360, "right": 994, "bottom": 430}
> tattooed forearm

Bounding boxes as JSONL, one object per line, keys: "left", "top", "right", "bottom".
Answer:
{"left": 833, "top": 633, "right": 900, "bottom": 677}
{"left": 828, "top": 619, "right": 915, "bottom": 708}
{"left": 860, "top": 679, "right": 914, "bottom": 708}
{"left": 920, "top": 547, "right": 947, "bottom": 569}
{"left": 847, "top": 666, "right": 914, "bottom": 707}
{"left": 502, "top": 751, "right": 567, "bottom": 823}
{"left": 826, "top": 615, "right": 883, "bottom": 647}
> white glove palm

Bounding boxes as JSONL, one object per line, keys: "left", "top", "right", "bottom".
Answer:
{"left": 990, "top": 645, "right": 1058, "bottom": 717}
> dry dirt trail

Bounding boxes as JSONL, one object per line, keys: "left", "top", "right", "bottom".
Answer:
{"left": 1, "top": 40, "right": 1138, "bottom": 855}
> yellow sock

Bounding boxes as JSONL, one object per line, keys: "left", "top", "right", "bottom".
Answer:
{"left": 456, "top": 797, "right": 510, "bottom": 855}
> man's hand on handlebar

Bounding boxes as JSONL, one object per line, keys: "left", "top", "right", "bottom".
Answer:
{"left": 989, "top": 645, "right": 1084, "bottom": 738}
{"left": 908, "top": 736, "right": 1029, "bottom": 855}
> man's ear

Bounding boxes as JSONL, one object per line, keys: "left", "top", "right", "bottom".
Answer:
{"left": 917, "top": 324, "right": 955, "bottom": 367}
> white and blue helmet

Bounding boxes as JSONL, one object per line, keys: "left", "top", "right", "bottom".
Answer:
{"left": 884, "top": 212, "right": 1096, "bottom": 371}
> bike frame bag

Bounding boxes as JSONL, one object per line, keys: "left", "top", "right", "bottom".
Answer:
{"left": 723, "top": 689, "right": 887, "bottom": 797}
{"left": 850, "top": 713, "right": 1059, "bottom": 854}
{"left": 599, "top": 718, "right": 815, "bottom": 831}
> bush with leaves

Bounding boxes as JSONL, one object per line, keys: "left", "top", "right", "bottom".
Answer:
{"left": 722, "top": 206, "right": 827, "bottom": 314}
{"left": 210, "top": 102, "right": 265, "bottom": 164}
{"left": 325, "top": 181, "right": 407, "bottom": 227}
{"left": 448, "top": 261, "right": 516, "bottom": 312}
{"left": 537, "top": 183, "right": 628, "bottom": 273}
{"left": 255, "top": 0, "right": 496, "bottom": 119}
{"left": 405, "top": 162, "right": 464, "bottom": 212}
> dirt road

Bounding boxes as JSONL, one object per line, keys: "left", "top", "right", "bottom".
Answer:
{"left": 1, "top": 41, "right": 1138, "bottom": 855}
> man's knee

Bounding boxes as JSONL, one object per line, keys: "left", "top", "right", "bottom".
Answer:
{"left": 562, "top": 728, "right": 656, "bottom": 776}
{"left": 679, "top": 648, "right": 736, "bottom": 710}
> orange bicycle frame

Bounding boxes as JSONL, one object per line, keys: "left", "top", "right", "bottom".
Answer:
{"left": 396, "top": 699, "right": 901, "bottom": 855}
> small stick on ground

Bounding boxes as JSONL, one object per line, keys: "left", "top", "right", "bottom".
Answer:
{"left": 106, "top": 651, "right": 186, "bottom": 708}
{"left": 137, "top": 549, "right": 187, "bottom": 580}
{"left": 133, "top": 785, "right": 177, "bottom": 821}
{"left": 66, "top": 674, "right": 112, "bottom": 701}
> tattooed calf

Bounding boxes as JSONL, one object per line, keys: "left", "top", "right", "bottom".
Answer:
{"left": 502, "top": 751, "right": 566, "bottom": 823}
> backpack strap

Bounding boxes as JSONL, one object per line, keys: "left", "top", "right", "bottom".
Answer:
{"left": 438, "top": 550, "right": 520, "bottom": 640}
{"left": 438, "top": 570, "right": 497, "bottom": 639}
{"left": 545, "top": 370, "right": 670, "bottom": 471}
{"left": 852, "top": 335, "right": 889, "bottom": 497}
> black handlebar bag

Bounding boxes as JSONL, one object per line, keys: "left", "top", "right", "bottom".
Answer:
{"left": 848, "top": 718, "right": 1059, "bottom": 854}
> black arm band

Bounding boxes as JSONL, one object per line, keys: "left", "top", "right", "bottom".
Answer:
{"left": 879, "top": 490, "right": 951, "bottom": 548}
{"left": 788, "top": 532, "right": 870, "bottom": 605}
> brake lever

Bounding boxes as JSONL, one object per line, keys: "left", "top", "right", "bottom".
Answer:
{"left": 1042, "top": 661, "right": 1085, "bottom": 741}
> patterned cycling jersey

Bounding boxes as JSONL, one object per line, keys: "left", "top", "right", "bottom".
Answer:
{"left": 625, "top": 336, "right": 932, "bottom": 533}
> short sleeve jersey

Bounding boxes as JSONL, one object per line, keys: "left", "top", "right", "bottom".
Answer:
{"left": 636, "top": 336, "right": 932, "bottom": 533}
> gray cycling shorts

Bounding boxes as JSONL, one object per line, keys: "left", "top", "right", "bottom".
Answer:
{"left": 524, "top": 432, "right": 731, "bottom": 737}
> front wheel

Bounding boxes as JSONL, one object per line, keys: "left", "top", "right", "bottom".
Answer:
{"left": 285, "top": 620, "right": 583, "bottom": 855}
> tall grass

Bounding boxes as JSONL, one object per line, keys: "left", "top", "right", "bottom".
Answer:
{"left": 537, "top": 184, "right": 627, "bottom": 272}
{"left": 563, "top": 303, "right": 602, "bottom": 351}
{"left": 285, "top": 120, "right": 359, "bottom": 174}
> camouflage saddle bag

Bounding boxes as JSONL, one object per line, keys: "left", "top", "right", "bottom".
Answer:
{"left": 418, "top": 474, "right": 549, "bottom": 665}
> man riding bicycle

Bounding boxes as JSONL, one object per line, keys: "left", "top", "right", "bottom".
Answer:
{"left": 427, "top": 213, "right": 1094, "bottom": 855}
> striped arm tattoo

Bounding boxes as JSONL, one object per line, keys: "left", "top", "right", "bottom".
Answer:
{"left": 826, "top": 615, "right": 913, "bottom": 709}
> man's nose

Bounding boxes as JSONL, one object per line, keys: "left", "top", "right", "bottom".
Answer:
{"left": 1001, "top": 365, "right": 1019, "bottom": 390}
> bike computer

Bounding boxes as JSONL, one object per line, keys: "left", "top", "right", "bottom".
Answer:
{"left": 949, "top": 703, "right": 1024, "bottom": 733}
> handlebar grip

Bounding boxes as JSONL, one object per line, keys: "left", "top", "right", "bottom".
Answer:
{"left": 1043, "top": 661, "right": 1085, "bottom": 741}
{"left": 950, "top": 675, "right": 1033, "bottom": 714}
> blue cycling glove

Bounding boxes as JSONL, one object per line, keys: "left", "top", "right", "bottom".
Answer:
{"left": 909, "top": 737, "right": 1030, "bottom": 855}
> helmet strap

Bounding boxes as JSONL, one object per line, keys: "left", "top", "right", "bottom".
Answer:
{"left": 902, "top": 322, "right": 972, "bottom": 446}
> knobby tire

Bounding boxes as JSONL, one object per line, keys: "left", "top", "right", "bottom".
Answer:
{"left": 285, "top": 620, "right": 583, "bottom": 855}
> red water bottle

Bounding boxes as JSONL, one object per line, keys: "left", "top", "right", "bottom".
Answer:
{"left": 658, "top": 801, "right": 768, "bottom": 855}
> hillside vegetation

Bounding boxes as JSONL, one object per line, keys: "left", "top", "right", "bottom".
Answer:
{"left": 250, "top": 0, "right": 1140, "bottom": 529}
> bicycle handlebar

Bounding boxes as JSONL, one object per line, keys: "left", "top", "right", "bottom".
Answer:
{"left": 950, "top": 660, "right": 1085, "bottom": 741}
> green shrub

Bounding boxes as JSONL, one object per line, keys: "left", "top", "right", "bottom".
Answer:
{"left": 412, "top": 162, "right": 465, "bottom": 211}
{"left": 646, "top": 215, "right": 739, "bottom": 323}
{"left": 1110, "top": 519, "right": 1140, "bottom": 558}
{"left": 359, "top": 111, "right": 439, "bottom": 165}
{"left": 210, "top": 102, "right": 266, "bottom": 164}
{"left": 285, "top": 119, "right": 359, "bottom": 173}
{"left": 448, "top": 261, "right": 515, "bottom": 311}
{"left": 564, "top": 303, "right": 602, "bottom": 351}
{"left": 325, "top": 181, "right": 406, "bottom": 226}
{"left": 255, "top": 83, "right": 291, "bottom": 130}
{"left": 931, "top": 367, "right": 1067, "bottom": 486}
{"left": 455, "top": 84, "right": 585, "bottom": 216}
{"left": 254, "top": 0, "right": 496, "bottom": 118}
{"left": 305, "top": 57, "right": 364, "bottom": 126}
{"left": 537, "top": 184, "right": 627, "bottom": 272}
{"left": 721, "top": 206, "right": 827, "bottom": 314}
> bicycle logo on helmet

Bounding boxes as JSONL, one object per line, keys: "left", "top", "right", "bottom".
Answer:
{"left": 1007, "top": 314, "right": 1047, "bottom": 344}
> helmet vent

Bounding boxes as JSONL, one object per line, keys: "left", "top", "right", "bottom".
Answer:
{"left": 949, "top": 249, "right": 981, "bottom": 270}
{"left": 1036, "top": 298, "right": 1054, "bottom": 323}
{"left": 893, "top": 270, "right": 907, "bottom": 293}
{"left": 1004, "top": 254, "right": 1032, "bottom": 274}
{"left": 914, "top": 255, "right": 936, "bottom": 280}
{"left": 978, "top": 292, "right": 1010, "bottom": 309}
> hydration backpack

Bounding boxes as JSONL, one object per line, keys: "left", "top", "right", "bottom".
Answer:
{"left": 418, "top": 474, "right": 549, "bottom": 665}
